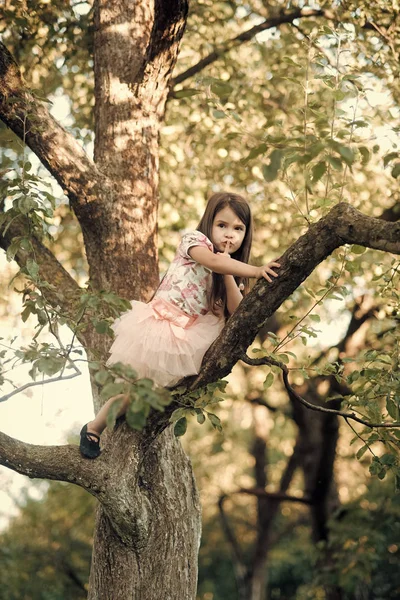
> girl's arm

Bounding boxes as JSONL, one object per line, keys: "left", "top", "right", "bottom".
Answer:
{"left": 224, "top": 274, "right": 243, "bottom": 314}
{"left": 217, "top": 242, "right": 244, "bottom": 314}
{"left": 188, "top": 246, "right": 281, "bottom": 282}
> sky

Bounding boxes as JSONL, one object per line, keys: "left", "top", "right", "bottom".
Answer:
{"left": 0, "top": 310, "right": 94, "bottom": 530}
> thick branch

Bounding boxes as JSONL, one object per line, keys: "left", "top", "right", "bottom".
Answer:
{"left": 0, "top": 216, "right": 81, "bottom": 315}
{"left": 188, "top": 202, "right": 400, "bottom": 389}
{"left": 0, "top": 42, "right": 109, "bottom": 213}
{"left": 0, "top": 429, "right": 103, "bottom": 493}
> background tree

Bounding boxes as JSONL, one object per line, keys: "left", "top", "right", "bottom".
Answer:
{"left": 1, "top": 1, "right": 400, "bottom": 599}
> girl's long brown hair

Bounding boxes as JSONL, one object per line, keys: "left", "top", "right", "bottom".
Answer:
{"left": 197, "top": 192, "right": 253, "bottom": 317}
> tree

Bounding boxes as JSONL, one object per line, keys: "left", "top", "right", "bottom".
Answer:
{"left": 0, "top": 481, "right": 94, "bottom": 600}
{"left": 1, "top": 2, "right": 399, "bottom": 599}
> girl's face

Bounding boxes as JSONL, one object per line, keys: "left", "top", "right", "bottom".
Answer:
{"left": 211, "top": 206, "right": 246, "bottom": 254}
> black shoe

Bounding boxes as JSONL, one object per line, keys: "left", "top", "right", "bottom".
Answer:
{"left": 79, "top": 424, "right": 101, "bottom": 458}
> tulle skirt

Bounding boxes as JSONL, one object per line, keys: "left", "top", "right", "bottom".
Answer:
{"left": 107, "top": 297, "right": 224, "bottom": 388}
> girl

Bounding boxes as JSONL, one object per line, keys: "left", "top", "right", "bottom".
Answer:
{"left": 80, "top": 192, "right": 280, "bottom": 458}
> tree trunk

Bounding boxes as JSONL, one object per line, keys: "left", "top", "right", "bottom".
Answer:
{"left": 88, "top": 426, "right": 201, "bottom": 599}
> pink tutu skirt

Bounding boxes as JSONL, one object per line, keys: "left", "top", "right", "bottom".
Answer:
{"left": 107, "top": 297, "right": 224, "bottom": 388}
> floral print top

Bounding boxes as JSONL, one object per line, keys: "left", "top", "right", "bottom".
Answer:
{"left": 155, "top": 231, "right": 214, "bottom": 317}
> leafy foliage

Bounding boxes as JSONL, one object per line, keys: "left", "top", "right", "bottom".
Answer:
{"left": 0, "top": 480, "right": 94, "bottom": 600}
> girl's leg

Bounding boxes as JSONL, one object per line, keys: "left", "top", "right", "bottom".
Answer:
{"left": 86, "top": 394, "right": 130, "bottom": 436}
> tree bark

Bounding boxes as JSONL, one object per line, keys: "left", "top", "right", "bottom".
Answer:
{"left": 88, "top": 427, "right": 201, "bottom": 600}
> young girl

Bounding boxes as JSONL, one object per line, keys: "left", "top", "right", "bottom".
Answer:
{"left": 80, "top": 192, "right": 280, "bottom": 458}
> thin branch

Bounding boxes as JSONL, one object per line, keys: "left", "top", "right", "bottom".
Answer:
{"left": 170, "top": 8, "right": 335, "bottom": 90}
{"left": 236, "top": 487, "right": 312, "bottom": 505}
{"left": 241, "top": 354, "right": 400, "bottom": 429}
{"left": 217, "top": 481, "right": 311, "bottom": 592}
{"left": 246, "top": 393, "right": 279, "bottom": 412}
{"left": 274, "top": 252, "right": 347, "bottom": 353}
{"left": 0, "top": 370, "right": 81, "bottom": 403}
{"left": 169, "top": 6, "right": 387, "bottom": 94}
{"left": 218, "top": 494, "right": 247, "bottom": 569}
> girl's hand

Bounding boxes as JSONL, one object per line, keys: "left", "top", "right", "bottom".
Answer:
{"left": 216, "top": 240, "right": 232, "bottom": 257}
{"left": 254, "top": 260, "right": 281, "bottom": 283}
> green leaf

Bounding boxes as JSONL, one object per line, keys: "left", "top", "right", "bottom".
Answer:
{"left": 26, "top": 258, "right": 39, "bottom": 279}
{"left": 263, "top": 372, "right": 274, "bottom": 389}
{"left": 130, "top": 397, "right": 145, "bottom": 412}
{"left": 356, "top": 445, "right": 368, "bottom": 460}
{"left": 126, "top": 408, "right": 147, "bottom": 431}
{"left": 231, "top": 112, "right": 242, "bottom": 123}
{"left": 100, "top": 382, "right": 125, "bottom": 400}
{"left": 380, "top": 453, "right": 397, "bottom": 466}
{"left": 359, "top": 146, "right": 370, "bottom": 165}
{"left": 94, "top": 370, "right": 111, "bottom": 386}
{"left": 174, "top": 89, "right": 201, "bottom": 98}
{"left": 106, "top": 398, "right": 124, "bottom": 429}
{"left": 6, "top": 239, "right": 22, "bottom": 262}
{"left": 207, "top": 412, "right": 222, "bottom": 432}
{"left": 391, "top": 163, "right": 400, "bottom": 179}
{"left": 386, "top": 395, "right": 399, "bottom": 420}
{"left": 351, "top": 245, "right": 366, "bottom": 255}
{"left": 211, "top": 81, "right": 233, "bottom": 97}
{"left": 88, "top": 361, "right": 102, "bottom": 371}
{"left": 262, "top": 163, "right": 277, "bottom": 182}
{"left": 270, "top": 149, "right": 283, "bottom": 169}
{"left": 277, "top": 353, "right": 290, "bottom": 364}
{"left": 212, "top": 109, "right": 225, "bottom": 119}
{"left": 36, "top": 356, "right": 66, "bottom": 377}
{"left": 244, "top": 143, "right": 268, "bottom": 163}
{"left": 327, "top": 156, "right": 343, "bottom": 171}
{"left": 170, "top": 407, "right": 186, "bottom": 423}
{"left": 383, "top": 151, "right": 399, "bottom": 167}
{"left": 337, "top": 145, "right": 355, "bottom": 165}
{"left": 18, "top": 196, "right": 37, "bottom": 214}
{"left": 94, "top": 320, "right": 111, "bottom": 335}
{"left": 369, "top": 457, "right": 382, "bottom": 476}
{"left": 309, "top": 314, "right": 321, "bottom": 322}
{"left": 174, "top": 417, "right": 187, "bottom": 437}
{"left": 138, "top": 378, "right": 154, "bottom": 388}
{"left": 311, "top": 161, "right": 327, "bottom": 183}
{"left": 196, "top": 411, "right": 206, "bottom": 425}
{"left": 350, "top": 120, "right": 368, "bottom": 128}
{"left": 21, "top": 305, "right": 33, "bottom": 323}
